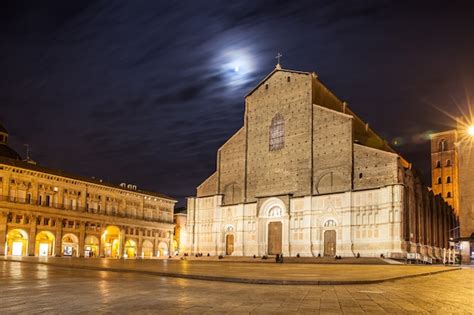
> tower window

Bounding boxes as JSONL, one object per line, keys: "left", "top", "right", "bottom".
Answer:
{"left": 269, "top": 113, "right": 284, "bottom": 151}
{"left": 439, "top": 139, "right": 446, "bottom": 152}
{"left": 436, "top": 160, "right": 441, "bottom": 168}
{"left": 446, "top": 176, "right": 451, "bottom": 183}
{"left": 287, "top": 76, "right": 291, "bottom": 82}
{"left": 447, "top": 192, "right": 452, "bottom": 198}
{"left": 359, "top": 173, "right": 363, "bottom": 179}
{"left": 437, "top": 177, "right": 442, "bottom": 185}
{"left": 446, "top": 159, "right": 451, "bottom": 167}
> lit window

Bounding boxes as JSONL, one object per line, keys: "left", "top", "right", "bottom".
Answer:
{"left": 269, "top": 113, "right": 284, "bottom": 151}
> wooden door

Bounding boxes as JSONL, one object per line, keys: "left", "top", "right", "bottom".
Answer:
{"left": 268, "top": 222, "right": 282, "bottom": 255}
{"left": 225, "top": 234, "right": 234, "bottom": 255}
{"left": 324, "top": 230, "right": 336, "bottom": 256}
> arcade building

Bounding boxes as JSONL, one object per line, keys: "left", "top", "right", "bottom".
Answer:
{"left": 0, "top": 122, "right": 176, "bottom": 258}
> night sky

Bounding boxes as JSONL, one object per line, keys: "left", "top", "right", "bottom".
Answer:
{"left": 1, "top": 1, "right": 473, "bottom": 206}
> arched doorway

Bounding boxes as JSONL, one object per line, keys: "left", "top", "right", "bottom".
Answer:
{"left": 267, "top": 221, "right": 282, "bottom": 255}
{"left": 102, "top": 226, "right": 121, "bottom": 258}
{"left": 124, "top": 239, "right": 137, "bottom": 258}
{"left": 324, "top": 230, "right": 336, "bottom": 256}
{"left": 35, "top": 231, "right": 55, "bottom": 257}
{"left": 6, "top": 229, "right": 28, "bottom": 256}
{"left": 84, "top": 235, "right": 99, "bottom": 257}
{"left": 157, "top": 241, "right": 168, "bottom": 257}
{"left": 142, "top": 240, "right": 154, "bottom": 258}
{"left": 62, "top": 233, "right": 79, "bottom": 257}
{"left": 225, "top": 234, "right": 234, "bottom": 255}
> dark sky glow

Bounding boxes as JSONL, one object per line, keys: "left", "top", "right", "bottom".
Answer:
{"left": 1, "top": 1, "right": 473, "bottom": 205}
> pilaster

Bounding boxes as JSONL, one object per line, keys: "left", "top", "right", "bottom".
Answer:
{"left": 28, "top": 215, "right": 37, "bottom": 256}
{"left": 0, "top": 212, "right": 8, "bottom": 255}
{"left": 78, "top": 221, "right": 85, "bottom": 257}
{"left": 54, "top": 218, "right": 63, "bottom": 256}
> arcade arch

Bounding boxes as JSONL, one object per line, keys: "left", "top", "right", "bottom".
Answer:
{"left": 35, "top": 231, "right": 55, "bottom": 257}
{"left": 62, "top": 233, "right": 79, "bottom": 257}
{"left": 5, "top": 229, "right": 28, "bottom": 256}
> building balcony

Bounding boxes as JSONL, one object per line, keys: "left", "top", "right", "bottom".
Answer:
{"left": 0, "top": 195, "right": 173, "bottom": 225}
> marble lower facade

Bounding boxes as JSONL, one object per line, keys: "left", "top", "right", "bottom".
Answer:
{"left": 0, "top": 199, "right": 174, "bottom": 258}
{"left": 187, "top": 184, "right": 455, "bottom": 260}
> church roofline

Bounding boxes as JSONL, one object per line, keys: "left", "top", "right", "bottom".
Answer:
{"left": 217, "top": 127, "right": 245, "bottom": 152}
{"left": 313, "top": 104, "right": 354, "bottom": 119}
{"left": 196, "top": 171, "right": 217, "bottom": 189}
{"left": 430, "top": 129, "right": 457, "bottom": 138}
{"left": 245, "top": 67, "right": 311, "bottom": 98}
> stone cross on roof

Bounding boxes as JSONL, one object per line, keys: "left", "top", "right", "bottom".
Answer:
{"left": 275, "top": 52, "right": 282, "bottom": 69}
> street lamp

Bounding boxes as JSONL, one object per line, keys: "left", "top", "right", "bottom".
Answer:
{"left": 468, "top": 125, "right": 474, "bottom": 137}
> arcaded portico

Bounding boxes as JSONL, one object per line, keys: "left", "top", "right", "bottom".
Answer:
{"left": 0, "top": 122, "right": 176, "bottom": 258}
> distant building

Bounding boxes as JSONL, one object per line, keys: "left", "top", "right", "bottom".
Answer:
{"left": 0, "top": 122, "right": 176, "bottom": 258}
{"left": 431, "top": 121, "right": 474, "bottom": 262}
{"left": 173, "top": 209, "right": 187, "bottom": 255}
{"left": 187, "top": 65, "right": 458, "bottom": 261}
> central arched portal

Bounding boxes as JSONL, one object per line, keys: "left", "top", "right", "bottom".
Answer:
{"left": 267, "top": 221, "right": 282, "bottom": 255}
{"left": 323, "top": 230, "right": 336, "bottom": 256}
{"left": 225, "top": 234, "right": 234, "bottom": 255}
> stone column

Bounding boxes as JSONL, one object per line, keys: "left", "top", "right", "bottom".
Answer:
{"left": 78, "top": 222, "right": 86, "bottom": 257}
{"left": 154, "top": 231, "right": 159, "bottom": 257}
{"left": 0, "top": 212, "right": 8, "bottom": 256}
{"left": 120, "top": 227, "right": 126, "bottom": 258}
{"left": 138, "top": 229, "right": 143, "bottom": 258}
{"left": 28, "top": 215, "right": 37, "bottom": 256}
{"left": 54, "top": 219, "right": 63, "bottom": 257}
{"left": 99, "top": 225, "right": 105, "bottom": 257}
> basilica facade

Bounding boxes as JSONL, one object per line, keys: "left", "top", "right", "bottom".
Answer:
{"left": 187, "top": 65, "right": 458, "bottom": 260}
{"left": 0, "top": 123, "right": 176, "bottom": 258}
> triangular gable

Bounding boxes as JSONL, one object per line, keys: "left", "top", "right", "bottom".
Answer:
{"left": 245, "top": 66, "right": 311, "bottom": 98}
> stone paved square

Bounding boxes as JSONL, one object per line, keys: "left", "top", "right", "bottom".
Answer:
{"left": 1, "top": 260, "right": 473, "bottom": 314}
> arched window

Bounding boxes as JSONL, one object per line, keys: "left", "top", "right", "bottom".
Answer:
{"left": 438, "top": 139, "right": 446, "bottom": 152}
{"left": 435, "top": 160, "right": 441, "bottom": 168}
{"left": 446, "top": 159, "right": 451, "bottom": 167}
{"left": 446, "top": 176, "right": 451, "bottom": 183}
{"left": 269, "top": 113, "right": 284, "bottom": 151}
{"left": 437, "top": 177, "right": 442, "bottom": 185}
{"left": 447, "top": 192, "right": 452, "bottom": 198}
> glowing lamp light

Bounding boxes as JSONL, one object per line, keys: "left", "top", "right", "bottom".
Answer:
{"left": 468, "top": 125, "right": 474, "bottom": 137}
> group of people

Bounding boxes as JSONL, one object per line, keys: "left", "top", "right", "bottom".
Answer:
{"left": 275, "top": 253, "right": 284, "bottom": 263}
